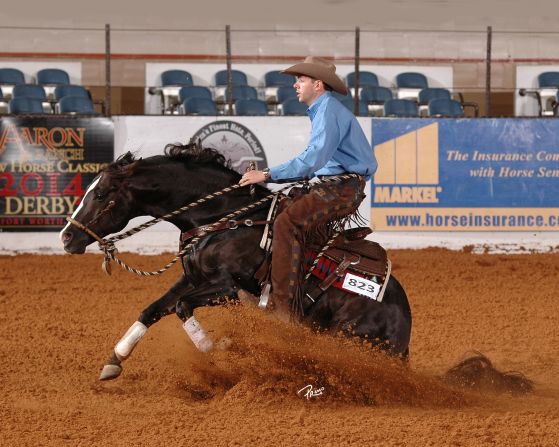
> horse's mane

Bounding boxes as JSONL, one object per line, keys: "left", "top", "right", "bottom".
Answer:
{"left": 164, "top": 141, "right": 230, "bottom": 168}
{"left": 104, "top": 140, "right": 234, "bottom": 179}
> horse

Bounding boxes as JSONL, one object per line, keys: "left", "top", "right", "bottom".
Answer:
{"left": 60, "top": 141, "right": 412, "bottom": 381}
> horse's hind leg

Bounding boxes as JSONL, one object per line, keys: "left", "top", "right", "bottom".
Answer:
{"left": 99, "top": 277, "right": 194, "bottom": 381}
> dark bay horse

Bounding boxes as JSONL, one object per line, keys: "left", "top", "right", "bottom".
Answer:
{"left": 60, "top": 142, "right": 412, "bottom": 381}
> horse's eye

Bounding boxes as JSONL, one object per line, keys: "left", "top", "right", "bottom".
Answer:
{"left": 94, "top": 191, "right": 105, "bottom": 201}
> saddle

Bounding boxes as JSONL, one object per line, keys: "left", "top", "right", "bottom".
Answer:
{"left": 256, "top": 225, "right": 391, "bottom": 305}
{"left": 303, "top": 229, "right": 391, "bottom": 303}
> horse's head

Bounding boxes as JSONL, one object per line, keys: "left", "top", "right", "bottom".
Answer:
{"left": 60, "top": 152, "right": 140, "bottom": 254}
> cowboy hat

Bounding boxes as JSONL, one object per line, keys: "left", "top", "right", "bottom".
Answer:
{"left": 282, "top": 56, "right": 348, "bottom": 95}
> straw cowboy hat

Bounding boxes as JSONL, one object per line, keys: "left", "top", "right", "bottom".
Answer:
{"left": 282, "top": 56, "right": 348, "bottom": 95}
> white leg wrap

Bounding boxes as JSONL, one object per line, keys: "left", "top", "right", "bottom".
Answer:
{"left": 114, "top": 321, "right": 148, "bottom": 360}
{"left": 183, "top": 316, "right": 213, "bottom": 353}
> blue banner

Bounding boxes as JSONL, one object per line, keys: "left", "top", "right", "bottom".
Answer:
{"left": 371, "top": 119, "right": 559, "bottom": 231}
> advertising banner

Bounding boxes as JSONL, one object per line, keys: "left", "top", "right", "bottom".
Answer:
{"left": 372, "top": 119, "right": 559, "bottom": 231}
{"left": 0, "top": 117, "right": 113, "bottom": 231}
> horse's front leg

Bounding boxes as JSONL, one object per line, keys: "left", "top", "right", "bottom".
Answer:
{"left": 175, "top": 281, "right": 237, "bottom": 353}
{"left": 99, "top": 276, "right": 194, "bottom": 381}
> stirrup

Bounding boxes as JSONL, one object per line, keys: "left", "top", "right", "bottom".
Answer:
{"left": 258, "top": 282, "right": 271, "bottom": 309}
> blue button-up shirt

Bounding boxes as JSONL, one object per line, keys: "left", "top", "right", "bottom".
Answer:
{"left": 269, "top": 92, "right": 377, "bottom": 182}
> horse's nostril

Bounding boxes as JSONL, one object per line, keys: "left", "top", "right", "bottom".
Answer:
{"left": 63, "top": 232, "right": 72, "bottom": 242}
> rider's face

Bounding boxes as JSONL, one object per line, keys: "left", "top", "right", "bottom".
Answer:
{"left": 294, "top": 75, "right": 323, "bottom": 106}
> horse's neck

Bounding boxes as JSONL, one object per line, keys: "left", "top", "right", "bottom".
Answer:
{"left": 141, "top": 179, "right": 269, "bottom": 232}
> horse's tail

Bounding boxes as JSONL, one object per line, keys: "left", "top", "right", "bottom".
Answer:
{"left": 443, "top": 351, "right": 534, "bottom": 395}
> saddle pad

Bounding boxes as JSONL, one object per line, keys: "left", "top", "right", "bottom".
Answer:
{"left": 304, "top": 240, "right": 388, "bottom": 294}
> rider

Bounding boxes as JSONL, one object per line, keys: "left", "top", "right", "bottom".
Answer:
{"left": 239, "top": 56, "right": 377, "bottom": 316}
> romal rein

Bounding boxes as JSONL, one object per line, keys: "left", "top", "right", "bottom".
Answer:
{"left": 66, "top": 174, "right": 359, "bottom": 277}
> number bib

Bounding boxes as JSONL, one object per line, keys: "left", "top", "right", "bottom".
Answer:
{"left": 341, "top": 272, "right": 381, "bottom": 300}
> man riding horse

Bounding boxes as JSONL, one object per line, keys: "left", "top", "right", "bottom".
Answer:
{"left": 239, "top": 56, "right": 377, "bottom": 317}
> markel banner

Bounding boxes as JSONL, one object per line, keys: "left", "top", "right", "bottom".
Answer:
{"left": 0, "top": 117, "right": 113, "bottom": 231}
{"left": 372, "top": 119, "right": 559, "bottom": 231}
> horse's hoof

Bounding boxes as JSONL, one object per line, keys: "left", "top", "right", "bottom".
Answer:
{"left": 99, "top": 364, "right": 123, "bottom": 381}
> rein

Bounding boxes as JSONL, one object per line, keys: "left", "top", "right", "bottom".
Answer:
{"left": 66, "top": 173, "right": 360, "bottom": 277}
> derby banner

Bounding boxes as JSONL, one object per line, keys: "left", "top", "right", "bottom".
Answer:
{"left": 372, "top": 119, "right": 559, "bottom": 231}
{"left": 0, "top": 117, "right": 113, "bottom": 231}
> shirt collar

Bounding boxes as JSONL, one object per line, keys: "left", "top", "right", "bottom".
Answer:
{"left": 307, "top": 91, "right": 331, "bottom": 120}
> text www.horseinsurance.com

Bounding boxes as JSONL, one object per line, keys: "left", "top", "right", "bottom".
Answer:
{"left": 384, "top": 212, "right": 559, "bottom": 229}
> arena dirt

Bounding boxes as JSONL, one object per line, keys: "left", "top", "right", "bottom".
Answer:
{"left": 1, "top": 248, "right": 558, "bottom": 446}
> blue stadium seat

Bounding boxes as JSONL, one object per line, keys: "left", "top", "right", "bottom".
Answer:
{"left": 346, "top": 71, "right": 379, "bottom": 88}
{"left": 159, "top": 70, "right": 194, "bottom": 114}
{"left": 0, "top": 68, "right": 25, "bottom": 99}
{"left": 264, "top": 71, "right": 296, "bottom": 103}
{"left": 281, "top": 98, "right": 308, "bottom": 116}
{"left": 13, "top": 84, "right": 47, "bottom": 100}
{"left": 332, "top": 90, "right": 352, "bottom": 101}
{"left": 161, "top": 70, "right": 193, "bottom": 87}
{"left": 54, "top": 84, "right": 90, "bottom": 100}
{"left": 37, "top": 68, "right": 71, "bottom": 100}
{"left": 537, "top": 72, "right": 559, "bottom": 88}
{"left": 235, "top": 99, "right": 268, "bottom": 116}
{"left": 341, "top": 98, "right": 369, "bottom": 116}
{"left": 37, "top": 68, "right": 70, "bottom": 86}
{"left": 418, "top": 88, "right": 451, "bottom": 116}
{"left": 181, "top": 97, "right": 218, "bottom": 116}
{"left": 396, "top": 72, "right": 428, "bottom": 101}
{"left": 427, "top": 98, "right": 464, "bottom": 117}
{"left": 276, "top": 86, "right": 297, "bottom": 104}
{"left": 179, "top": 86, "right": 212, "bottom": 102}
{"left": 58, "top": 96, "right": 96, "bottom": 114}
{"left": 215, "top": 69, "right": 248, "bottom": 86}
{"left": 360, "top": 86, "right": 393, "bottom": 116}
{"left": 9, "top": 97, "right": 46, "bottom": 114}
{"left": 536, "top": 71, "right": 559, "bottom": 116}
{"left": 226, "top": 85, "right": 258, "bottom": 101}
{"left": 384, "top": 99, "right": 419, "bottom": 117}
{"left": 264, "top": 71, "right": 295, "bottom": 87}
{"left": 214, "top": 69, "right": 250, "bottom": 105}
{"left": 13, "top": 84, "right": 52, "bottom": 113}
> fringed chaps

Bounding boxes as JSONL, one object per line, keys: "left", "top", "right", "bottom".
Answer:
{"left": 270, "top": 176, "right": 366, "bottom": 317}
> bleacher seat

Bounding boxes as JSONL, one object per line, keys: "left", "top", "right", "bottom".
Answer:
{"left": 58, "top": 96, "right": 96, "bottom": 114}
{"left": 179, "top": 86, "right": 212, "bottom": 102}
{"left": 360, "top": 86, "right": 393, "bottom": 116}
{"left": 54, "top": 84, "right": 90, "bottom": 100}
{"left": 418, "top": 88, "right": 451, "bottom": 116}
{"left": 281, "top": 98, "right": 307, "bottom": 116}
{"left": 215, "top": 69, "right": 248, "bottom": 87}
{"left": 341, "top": 98, "right": 369, "bottom": 116}
{"left": 214, "top": 69, "right": 249, "bottom": 104}
{"left": 181, "top": 97, "right": 218, "bottom": 116}
{"left": 13, "top": 84, "right": 51, "bottom": 113}
{"left": 384, "top": 99, "right": 419, "bottom": 117}
{"left": 0, "top": 68, "right": 26, "bottom": 99}
{"left": 537, "top": 71, "right": 559, "bottom": 116}
{"left": 427, "top": 98, "right": 464, "bottom": 117}
{"left": 37, "top": 69, "right": 70, "bottom": 100}
{"left": 275, "top": 86, "right": 297, "bottom": 114}
{"left": 332, "top": 91, "right": 352, "bottom": 102}
{"left": 396, "top": 72, "right": 428, "bottom": 101}
{"left": 159, "top": 70, "right": 194, "bottom": 114}
{"left": 223, "top": 85, "right": 258, "bottom": 113}
{"left": 9, "top": 97, "right": 46, "bottom": 114}
{"left": 346, "top": 71, "right": 379, "bottom": 97}
{"left": 235, "top": 99, "right": 268, "bottom": 116}
{"left": 264, "top": 70, "right": 295, "bottom": 103}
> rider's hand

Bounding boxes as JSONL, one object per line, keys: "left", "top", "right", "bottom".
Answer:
{"left": 239, "top": 170, "right": 266, "bottom": 186}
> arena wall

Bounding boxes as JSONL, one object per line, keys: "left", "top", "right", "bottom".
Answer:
{"left": 1, "top": 116, "right": 557, "bottom": 255}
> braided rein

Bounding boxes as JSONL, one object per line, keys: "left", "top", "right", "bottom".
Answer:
{"left": 67, "top": 173, "right": 359, "bottom": 277}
